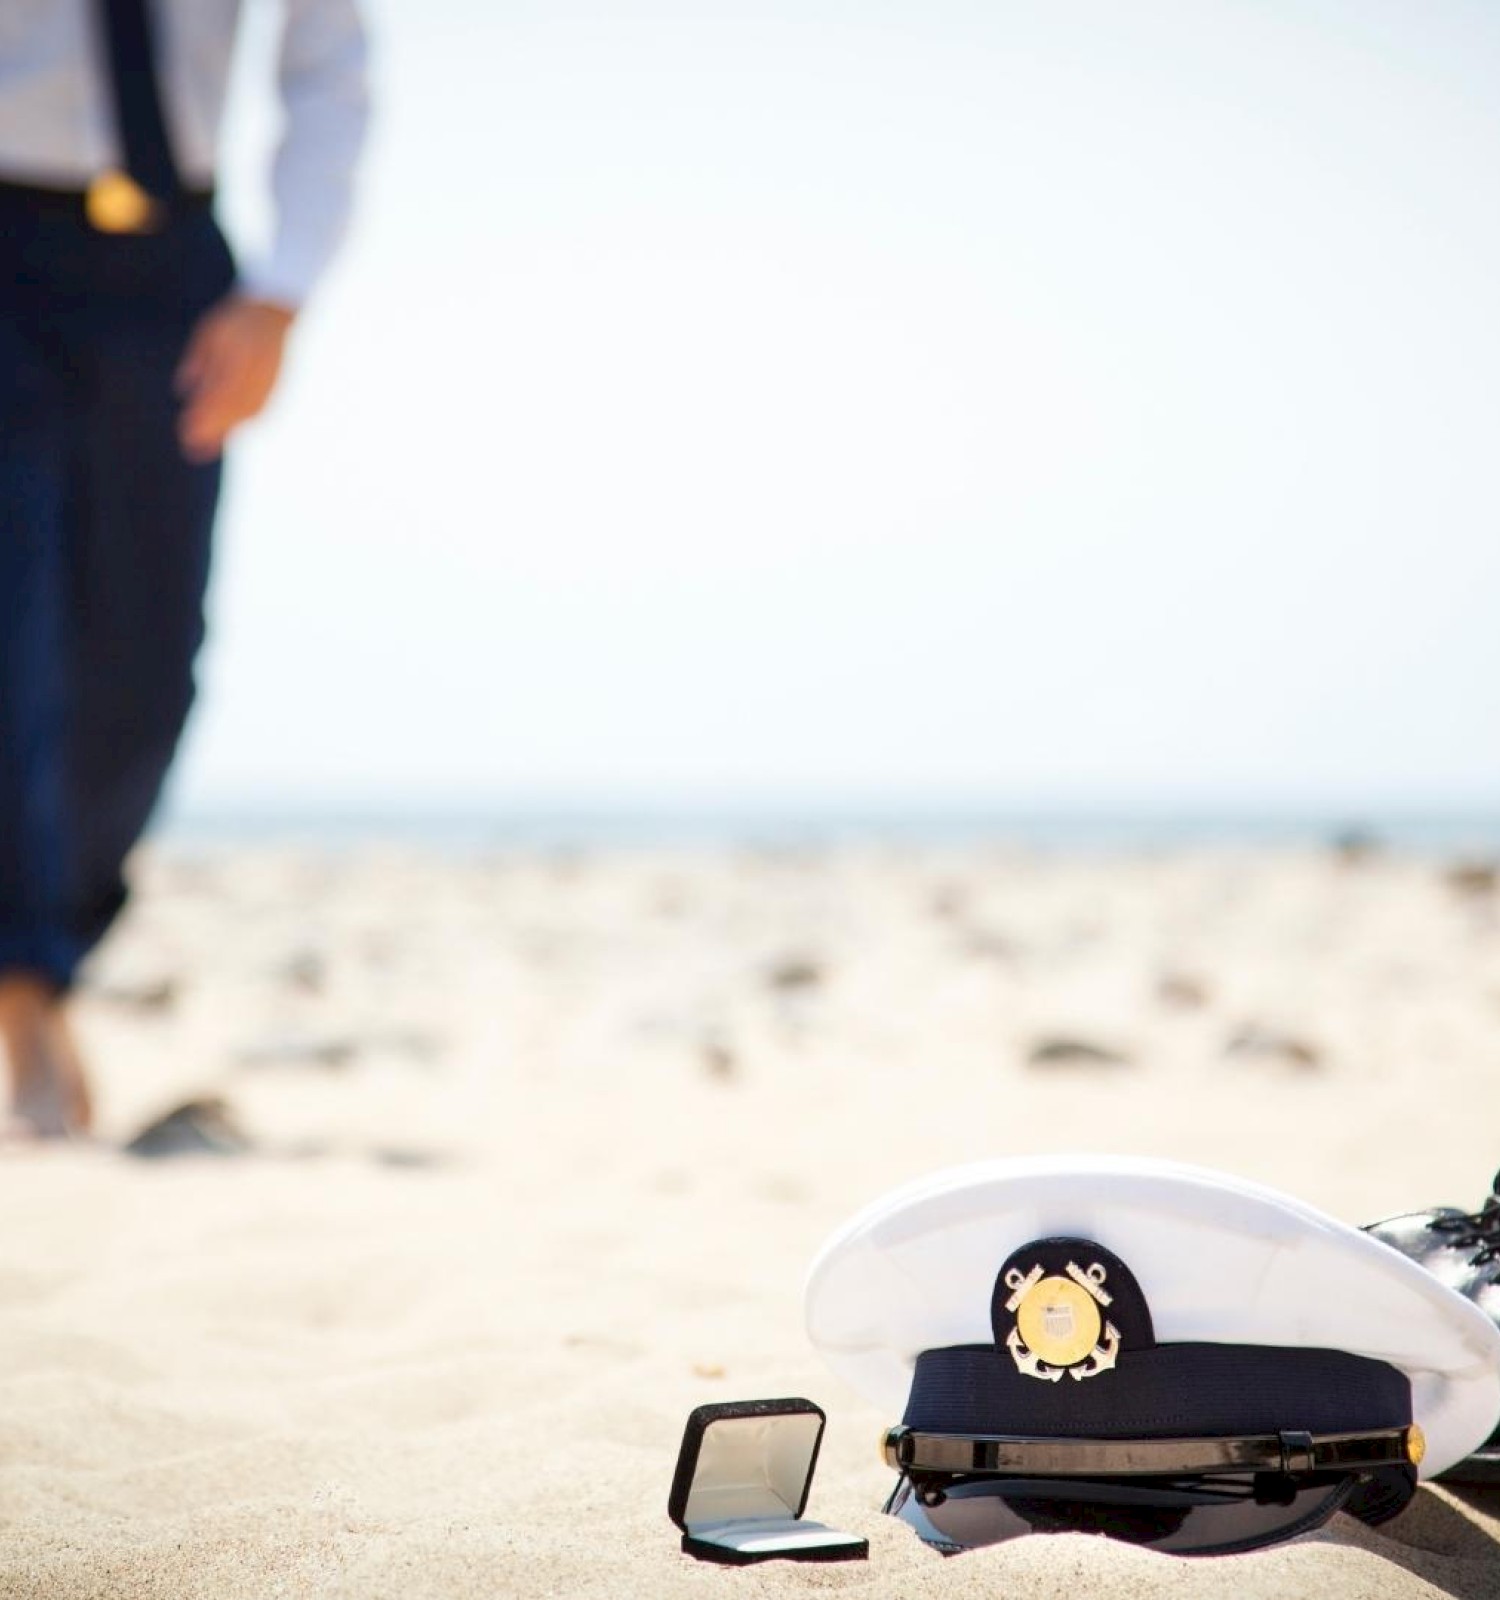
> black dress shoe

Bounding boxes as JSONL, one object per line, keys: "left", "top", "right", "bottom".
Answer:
{"left": 1365, "top": 1172, "right": 1500, "bottom": 1485}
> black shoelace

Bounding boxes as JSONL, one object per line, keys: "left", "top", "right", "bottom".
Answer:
{"left": 1425, "top": 1170, "right": 1500, "bottom": 1266}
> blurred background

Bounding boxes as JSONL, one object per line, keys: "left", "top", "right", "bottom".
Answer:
{"left": 175, "top": 0, "right": 1500, "bottom": 844}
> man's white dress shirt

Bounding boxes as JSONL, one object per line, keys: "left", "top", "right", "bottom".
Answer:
{"left": 0, "top": 0, "right": 369, "bottom": 306}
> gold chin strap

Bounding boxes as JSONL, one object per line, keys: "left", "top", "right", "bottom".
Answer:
{"left": 85, "top": 171, "right": 162, "bottom": 235}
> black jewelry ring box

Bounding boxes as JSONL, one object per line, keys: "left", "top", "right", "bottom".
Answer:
{"left": 668, "top": 1398, "right": 868, "bottom": 1564}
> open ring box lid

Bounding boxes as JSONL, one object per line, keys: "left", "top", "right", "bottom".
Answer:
{"left": 668, "top": 1398, "right": 868, "bottom": 1564}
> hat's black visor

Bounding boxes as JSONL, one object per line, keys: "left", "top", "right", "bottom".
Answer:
{"left": 886, "top": 1470, "right": 1361, "bottom": 1557}
{"left": 881, "top": 1426, "right": 1419, "bottom": 1555}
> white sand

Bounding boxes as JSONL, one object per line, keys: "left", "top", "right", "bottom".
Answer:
{"left": 3, "top": 843, "right": 1498, "bottom": 1598}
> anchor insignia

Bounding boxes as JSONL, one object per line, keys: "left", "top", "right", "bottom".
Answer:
{"left": 1004, "top": 1258, "right": 1122, "bottom": 1382}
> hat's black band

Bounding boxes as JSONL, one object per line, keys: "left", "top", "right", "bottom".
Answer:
{"left": 884, "top": 1424, "right": 1421, "bottom": 1479}
{"left": 904, "top": 1343, "right": 1412, "bottom": 1439}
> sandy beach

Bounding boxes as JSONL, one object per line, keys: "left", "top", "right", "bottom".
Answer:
{"left": 3, "top": 840, "right": 1499, "bottom": 1599}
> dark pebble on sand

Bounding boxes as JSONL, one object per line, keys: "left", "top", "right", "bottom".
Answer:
{"left": 765, "top": 955, "right": 824, "bottom": 992}
{"left": 1224, "top": 1026, "right": 1322, "bottom": 1070}
{"left": 372, "top": 1146, "right": 449, "bottom": 1170}
{"left": 1157, "top": 972, "right": 1210, "bottom": 1010}
{"left": 1445, "top": 861, "right": 1499, "bottom": 897}
{"left": 124, "top": 1096, "right": 251, "bottom": 1158}
{"left": 700, "top": 1034, "right": 738, "bottom": 1081}
{"left": 1026, "top": 1037, "right": 1130, "bottom": 1068}
{"left": 277, "top": 949, "right": 327, "bottom": 994}
{"left": 235, "top": 1030, "right": 359, "bottom": 1070}
{"left": 92, "top": 974, "right": 179, "bottom": 1013}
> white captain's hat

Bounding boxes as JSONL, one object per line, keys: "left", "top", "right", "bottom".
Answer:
{"left": 805, "top": 1156, "right": 1500, "bottom": 1555}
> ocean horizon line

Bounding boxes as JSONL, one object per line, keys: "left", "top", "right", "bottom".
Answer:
{"left": 154, "top": 801, "right": 1500, "bottom": 855}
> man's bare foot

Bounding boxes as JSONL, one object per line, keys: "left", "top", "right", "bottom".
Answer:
{"left": 0, "top": 976, "right": 93, "bottom": 1139}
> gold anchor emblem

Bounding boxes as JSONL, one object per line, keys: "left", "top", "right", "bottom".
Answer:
{"left": 1005, "top": 1260, "right": 1121, "bottom": 1382}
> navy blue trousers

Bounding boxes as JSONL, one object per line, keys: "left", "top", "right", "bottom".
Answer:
{"left": 0, "top": 191, "right": 235, "bottom": 988}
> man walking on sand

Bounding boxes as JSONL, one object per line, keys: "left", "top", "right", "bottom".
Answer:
{"left": 0, "top": 1, "right": 370, "bottom": 1136}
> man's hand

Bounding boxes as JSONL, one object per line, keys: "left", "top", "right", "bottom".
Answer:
{"left": 175, "top": 296, "right": 297, "bottom": 463}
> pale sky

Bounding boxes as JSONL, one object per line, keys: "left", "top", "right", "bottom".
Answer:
{"left": 174, "top": 0, "right": 1500, "bottom": 817}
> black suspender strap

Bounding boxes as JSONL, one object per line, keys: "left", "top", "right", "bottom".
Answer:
{"left": 94, "top": 0, "right": 183, "bottom": 199}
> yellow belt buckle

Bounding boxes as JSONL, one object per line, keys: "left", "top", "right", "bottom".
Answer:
{"left": 84, "top": 170, "right": 161, "bottom": 235}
